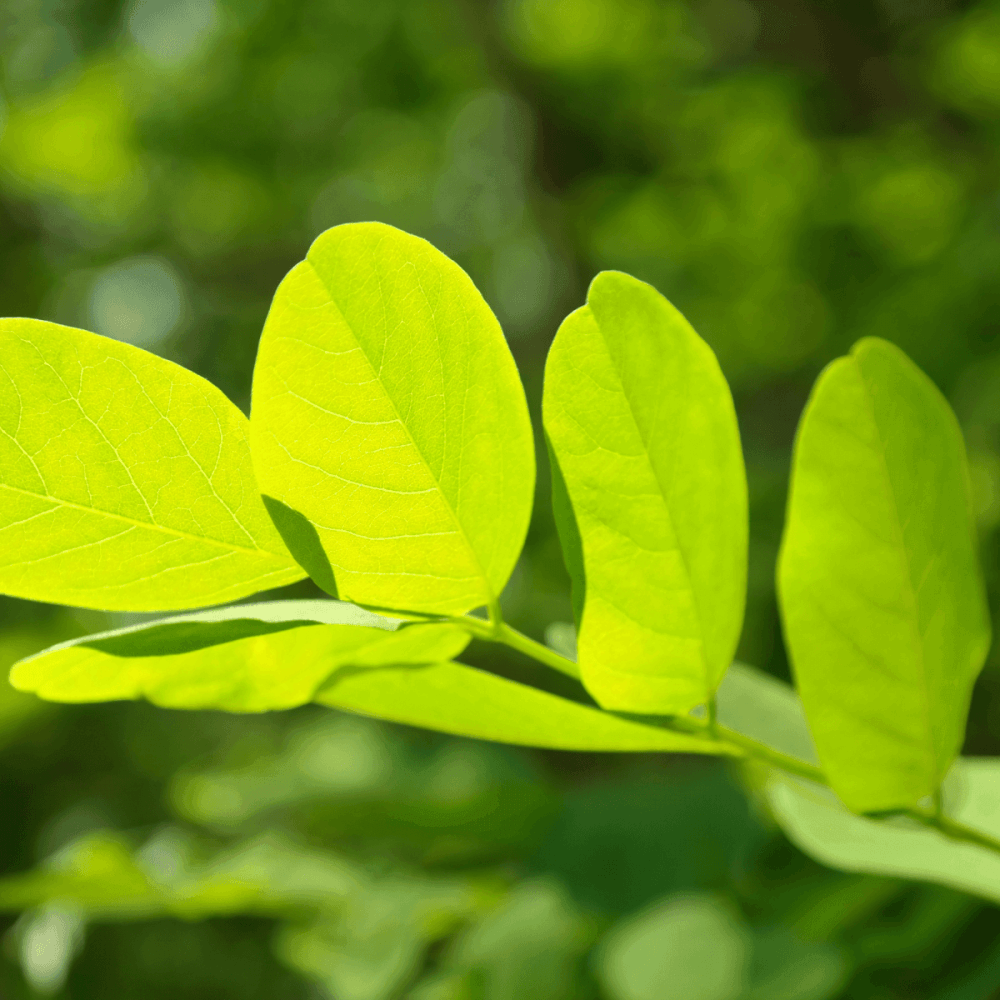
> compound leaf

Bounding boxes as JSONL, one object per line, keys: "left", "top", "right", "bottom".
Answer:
{"left": 10, "top": 604, "right": 468, "bottom": 711}
{"left": 778, "top": 338, "right": 990, "bottom": 813}
{"left": 250, "top": 222, "right": 535, "bottom": 616}
{"left": 0, "top": 319, "right": 304, "bottom": 611}
{"left": 542, "top": 271, "right": 747, "bottom": 715}
{"left": 316, "top": 660, "right": 740, "bottom": 756}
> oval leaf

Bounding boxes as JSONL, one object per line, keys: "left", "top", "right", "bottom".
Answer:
{"left": 542, "top": 271, "right": 748, "bottom": 715}
{"left": 778, "top": 337, "right": 991, "bottom": 813}
{"left": 316, "top": 660, "right": 740, "bottom": 755}
{"left": 250, "top": 222, "right": 535, "bottom": 615}
{"left": 11, "top": 614, "right": 469, "bottom": 713}
{"left": 0, "top": 319, "right": 304, "bottom": 611}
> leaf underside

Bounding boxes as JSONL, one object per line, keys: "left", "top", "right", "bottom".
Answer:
{"left": 316, "top": 659, "right": 739, "bottom": 755}
{"left": 0, "top": 319, "right": 304, "bottom": 611}
{"left": 11, "top": 600, "right": 467, "bottom": 712}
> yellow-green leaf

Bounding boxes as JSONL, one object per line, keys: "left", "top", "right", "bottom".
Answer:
{"left": 778, "top": 338, "right": 990, "bottom": 813}
{"left": 0, "top": 319, "right": 304, "bottom": 610}
{"left": 250, "top": 222, "right": 535, "bottom": 615}
{"left": 542, "top": 271, "right": 747, "bottom": 715}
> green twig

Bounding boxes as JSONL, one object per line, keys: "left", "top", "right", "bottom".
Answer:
{"left": 357, "top": 598, "right": 1000, "bottom": 859}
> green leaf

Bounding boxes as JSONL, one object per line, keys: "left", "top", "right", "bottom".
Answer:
{"left": 777, "top": 337, "right": 991, "bottom": 813}
{"left": 596, "top": 893, "right": 749, "bottom": 1000}
{"left": 716, "top": 662, "right": 819, "bottom": 766}
{"left": 766, "top": 760, "right": 1000, "bottom": 906}
{"left": 0, "top": 319, "right": 304, "bottom": 611}
{"left": 10, "top": 602, "right": 468, "bottom": 711}
{"left": 542, "top": 271, "right": 748, "bottom": 714}
{"left": 315, "top": 660, "right": 739, "bottom": 755}
{"left": 250, "top": 222, "right": 535, "bottom": 616}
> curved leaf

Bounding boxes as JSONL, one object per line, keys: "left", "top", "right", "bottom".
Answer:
{"left": 11, "top": 612, "right": 468, "bottom": 712}
{"left": 0, "top": 319, "right": 304, "bottom": 611}
{"left": 542, "top": 271, "right": 747, "bottom": 715}
{"left": 315, "top": 660, "right": 740, "bottom": 755}
{"left": 778, "top": 337, "right": 990, "bottom": 813}
{"left": 250, "top": 222, "right": 535, "bottom": 615}
{"left": 767, "top": 760, "right": 1000, "bottom": 906}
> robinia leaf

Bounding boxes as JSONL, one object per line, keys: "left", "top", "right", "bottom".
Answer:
{"left": 778, "top": 337, "right": 990, "bottom": 813}
{"left": 0, "top": 319, "right": 304, "bottom": 611}
{"left": 542, "top": 271, "right": 747, "bottom": 715}
{"left": 10, "top": 603, "right": 468, "bottom": 711}
{"left": 315, "top": 661, "right": 740, "bottom": 756}
{"left": 250, "top": 222, "right": 535, "bottom": 616}
{"left": 767, "top": 760, "right": 1000, "bottom": 907}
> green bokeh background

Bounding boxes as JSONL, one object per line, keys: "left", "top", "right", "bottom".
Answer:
{"left": 3, "top": 0, "right": 1000, "bottom": 996}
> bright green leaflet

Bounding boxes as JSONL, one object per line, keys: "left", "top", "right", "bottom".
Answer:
{"left": 542, "top": 271, "right": 748, "bottom": 714}
{"left": 0, "top": 319, "right": 304, "bottom": 611}
{"left": 250, "top": 222, "right": 535, "bottom": 616}
{"left": 767, "top": 761, "right": 1000, "bottom": 906}
{"left": 778, "top": 337, "right": 991, "bottom": 813}
{"left": 11, "top": 614, "right": 468, "bottom": 713}
{"left": 315, "top": 660, "right": 740, "bottom": 755}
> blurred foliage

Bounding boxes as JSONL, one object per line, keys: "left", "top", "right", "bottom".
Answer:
{"left": 4, "top": 0, "right": 1000, "bottom": 996}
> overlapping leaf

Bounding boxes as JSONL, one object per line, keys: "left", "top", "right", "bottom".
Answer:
{"left": 315, "top": 659, "right": 739, "bottom": 755}
{"left": 0, "top": 319, "right": 304, "bottom": 610}
{"left": 11, "top": 600, "right": 466, "bottom": 712}
{"left": 778, "top": 338, "right": 990, "bottom": 813}
{"left": 250, "top": 222, "right": 535, "bottom": 615}
{"left": 767, "top": 762, "right": 1000, "bottom": 906}
{"left": 543, "top": 271, "right": 747, "bottom": 715}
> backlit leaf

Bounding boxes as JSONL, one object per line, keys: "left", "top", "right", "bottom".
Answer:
{"left": 0, "top": 319, "right": 304, "bottom": 611}
{"left": 542, "top": 271, "right": 747, "bottom": 715}
{"left": 778, "top": 337, "right": 990, "bottom": 813}
{"left": 10, "top": 603, "right": 467, "bottom": 711}
{"left": 250, "top": 222, "right": 535, "bottom": 615}
{"left": 315, "top": 660, "right": 739, "bottom": 755}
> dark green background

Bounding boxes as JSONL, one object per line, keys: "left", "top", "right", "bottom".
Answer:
{"left": 3, "top": 0, "right": 1000, "bottom": 996}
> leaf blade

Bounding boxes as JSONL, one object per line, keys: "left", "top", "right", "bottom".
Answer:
{"left": 250, "top": 222, "right": 535, "bottom": 615}
{"left": 11, "top": 607, "right": 468, "bottom": 712}
{"left": 315, "top": 659, "right": 740, "bottom": 755}
{"left": 777, "top": 337, "right": 990, "bottom": 812}
{"left": 766, "top": 761, "right": 1000, "bottom": 906}
{"left": 542, "top": 271, "right": 748, "bottom": 714}
{"left": 0, "top": 319, "right": 304, "bottom": 610}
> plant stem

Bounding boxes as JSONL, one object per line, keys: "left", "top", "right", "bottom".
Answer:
{"left": 359, "top": 599, "right": 1000, "bottom": 860}
{"left": 713, "top": 724, "right": 827, "bottom": 784}
{"left": 455, "top": 614, "right": 581, "bottom": 680}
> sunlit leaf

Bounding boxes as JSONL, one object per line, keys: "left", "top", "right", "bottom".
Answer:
{"left": 778, "top": 337, "right": 990, "bottom": 813}
{"left": 0, "top": 319, "right": 304, "bottom": 611}
{"left": 250, "top": 222, "right": 535, "bottom": 615}
{"left": 315, "top": 659, "right": 739, "bottom": 755}
{"left": 10, "top": 604, "right": 468, "bottom": 712}
{"left": 766, "top": 760, "right": 1000, "bottom": 906}
{"left": 542, "top": 271, "right": 747, "bottom": 715}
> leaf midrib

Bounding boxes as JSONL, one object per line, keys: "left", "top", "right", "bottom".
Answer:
{"left": 304, "top": 254, "right": 493, "bottom": 603}
{"left": 589, "top": 310, "right": 710, "bottom": 689}
{"left": 0, "top": 481, "right": 281, "bottom": 559}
